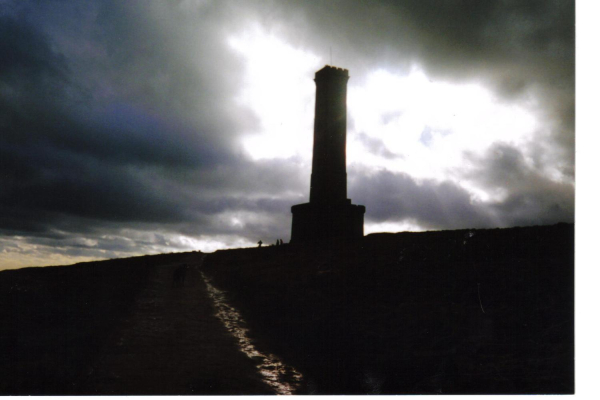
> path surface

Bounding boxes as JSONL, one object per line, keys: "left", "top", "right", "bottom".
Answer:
{"left": 84, "top": 257, "right": 272, "bottom": 395}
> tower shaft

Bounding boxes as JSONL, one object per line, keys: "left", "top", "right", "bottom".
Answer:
{"left": 310, "top": 67, "right": 349, "bottom": 204}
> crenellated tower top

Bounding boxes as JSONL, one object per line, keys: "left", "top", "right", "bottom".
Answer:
{"left": 315, "top": 65, "right": 349, "bottom": 80}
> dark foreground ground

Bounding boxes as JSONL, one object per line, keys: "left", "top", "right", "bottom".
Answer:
{"left": 0, "top": 223, "right": 573, "bottom": 394}
{"left": 0, "top": 252, "right": 270, "bottom": 394}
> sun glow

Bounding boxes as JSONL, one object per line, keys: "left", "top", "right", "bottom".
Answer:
{"left": 364, "top": 220, "right": 425, "bottom": 234}
{"left": 180, "top": 235, "right": 255, "bottom": 253}
{"left": 228, "top": 26, "right": 321, "bottom": 160}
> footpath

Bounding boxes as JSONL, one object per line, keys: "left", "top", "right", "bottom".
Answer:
{"left": 83, "top": 256, "right": 272, "bottom": 395}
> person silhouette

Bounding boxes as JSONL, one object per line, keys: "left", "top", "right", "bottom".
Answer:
{"left": 172, "top": 264, "right": 188, "bottom": 287}
{"left": 258, "top": 240, "right": 263, "bottom": 248}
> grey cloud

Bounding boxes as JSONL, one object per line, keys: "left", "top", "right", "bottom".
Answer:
{"left": 0, "top": 14, "right": 68, "bottom": 90}
{"left": 355, "top": 132, "right": 400, "bottom": 159}
{"left": 269, "top": 0, "right": 573, "bottom": 84}
{"left": 462, "top": 143, "right": 574, "bottom": 227}
{"left": 350, "top": 168, "right": 493, "bottom": 230}
{"left": 349, "top": 151, "right": 573, "bottom": 232}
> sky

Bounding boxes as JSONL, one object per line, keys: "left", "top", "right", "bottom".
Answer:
{"left": 0, "top": 0, "right": 577, "bottom": 269}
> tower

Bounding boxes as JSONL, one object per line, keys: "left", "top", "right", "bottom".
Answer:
{"left": 290, "top": 66, "right": 365, "bottom": 244}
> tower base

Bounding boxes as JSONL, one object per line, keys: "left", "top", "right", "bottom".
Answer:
{"left": 290, "top": 201, "right": 365, "bottom": 244}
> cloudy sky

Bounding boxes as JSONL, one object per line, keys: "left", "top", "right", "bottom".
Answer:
{"left": 0, "top": 0, "right": 576, "bottom": 269}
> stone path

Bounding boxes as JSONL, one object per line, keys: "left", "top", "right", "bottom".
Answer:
{"left": 84, "top": 257, "right": 272, "bottom": 395}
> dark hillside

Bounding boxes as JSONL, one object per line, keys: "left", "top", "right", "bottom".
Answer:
{"left": 203, "top": 223, "right": 574, "bottom": 394}
{"left": 0, "top": 255, "right": 153, "bottom": 394}
{"left": 0, "top": 223, "right": 574, "bottom": 394}
{"left": 0, "top": 251, "right": 272, "bottom": 395}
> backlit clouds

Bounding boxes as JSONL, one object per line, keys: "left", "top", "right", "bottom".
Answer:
{"left": 0, "top": 0, "right": 574, "bottom": 269}
{"left": 229, "top": 26, "right": 320, "bottom": 160}
{"left": 347, "top": 68, "right": 539, "bottom": 184}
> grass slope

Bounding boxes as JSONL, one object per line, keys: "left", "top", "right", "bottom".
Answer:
{"left": 202, "top": 223, "right": 574, "bottom": 394}
{"left": 0, "top": 251, "right": 272, "bottom": 395}
{"left": 0, "top": 223, "right": 574, "bottom": 394}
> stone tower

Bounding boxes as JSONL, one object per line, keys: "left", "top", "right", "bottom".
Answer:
{"left": 290, "top": 66, "right": 365, "bottom": 244}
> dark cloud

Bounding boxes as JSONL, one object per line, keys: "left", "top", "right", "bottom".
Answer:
{"left": 462, "top": 143, "right": 574, "bottom": 227}
{"left": 0, "top": 9, "right": 286, "bottom": 263}
{"left": 272, "top": 0, "right": 573, "bottom": 82}
{"left": 0, "top": 15, "right": 68, "bottom": 90}
{"left": 0, "top": 1, "right": 574, "bottom": 268}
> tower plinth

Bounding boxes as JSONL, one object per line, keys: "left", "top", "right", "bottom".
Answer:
{"left": 290, "top": 66, "right": 365, "bottom": 244}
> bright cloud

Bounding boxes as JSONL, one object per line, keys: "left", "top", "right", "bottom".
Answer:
{"left": 364, "top": 220, "right": 424, "bottom": 235}
{"left": 348, "top": 68, "right": 538, "bottom": 183}
{"left": 229, "top": 25, "right": 322, "bottom": 160}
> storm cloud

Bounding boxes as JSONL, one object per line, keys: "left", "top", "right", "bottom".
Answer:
{"left": 0, "top": 0, "right": 574, "bottom": 269}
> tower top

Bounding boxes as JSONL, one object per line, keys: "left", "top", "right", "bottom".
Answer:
{"left": 315, "top": 65, "right": 349, "bottom": 79}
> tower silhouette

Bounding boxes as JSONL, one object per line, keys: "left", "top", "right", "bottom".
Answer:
{"left": 290, "top": 66, "right": 365, "bottom": 244}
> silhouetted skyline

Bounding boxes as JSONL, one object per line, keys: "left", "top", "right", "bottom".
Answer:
{"left": 0, "top": 0, "right": 575, "bottom": 269}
